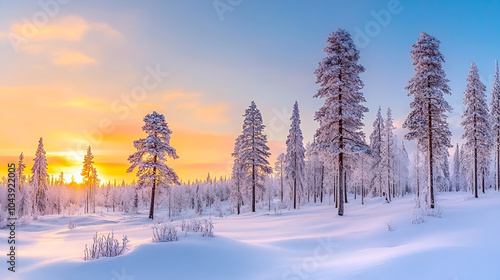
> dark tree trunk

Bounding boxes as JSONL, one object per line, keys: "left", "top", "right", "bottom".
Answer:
{"left": 428, "top": 102, "right": 435, "bottom": 208}
{"left": 320, "top": 165, "right": 324, "bottom": 203}
{"left": 149, "top": 155, "right": 158, "bottom": 219}
{"left": 344, "top": 171, "right": 347, "bottom": 204}
{"left": 252, "top": 164, "right": 256, "bottom": 212}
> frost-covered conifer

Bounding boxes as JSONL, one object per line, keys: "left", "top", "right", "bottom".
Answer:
{"left": 313, "top": 29, "right": 369, "bottom": 216}
{"left": 31, "top": 138, "right": 49, "bottom": 216}
{"left": 369, "top": 107, "right": 385, "bottom": 197}
{"left": 403, "top": 33, "right": 452, "bottom": 208}
{"left": 381, "top": 108, "right": 395, "bottom": 201}
{"left": 490, "top": 60, "right": 500, "bottom": 191}
{"left": 230, "top": 135, "right": 245, "bottom": 214}
{"left": 461, "top": 62, "right": 492, "bottom": 197}
{"left": 239, "top": 101, "right": 272, "bottom": 212}
{"left": 285, "top": 101, "right": 306, "bottom": 209}
{"left": 127, "top": 111, "right": 180, "bottom": 219}
{"left": 274, "top": 153, "right": 286, "bottom": 202}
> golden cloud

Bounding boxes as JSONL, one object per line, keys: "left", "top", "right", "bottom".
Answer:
{"left": 52, "top": 51, "right": 97, "bottom": 65}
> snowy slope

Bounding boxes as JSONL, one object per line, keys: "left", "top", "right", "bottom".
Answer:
{"left": 1, "top": 192, "right": 499, "bottom": 280}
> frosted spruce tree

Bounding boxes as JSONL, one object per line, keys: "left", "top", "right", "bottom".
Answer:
{"left": 230, "top": 135, "right": 245, "bottom": 215}
{"left": 81, "top": 146, "right": 96, "bottom": 214}
{"left": 16, "top": 152, "right": 30, "bottom": 217}
{"left": 490, "top": 60, "right": 500, "bottom": 191}
{"left": 313, "top": 29, "right": 369, "bottom": 216}
{"left": 16, "top": 152, "right": 26, "bottom": 191}
{"left": 461, "top": 62, "right": 492, "bottom": 197}
{"left": 369, "top": 107, "right": 384, "bottom": 197}
{"left": 403, "top": 33, "right": 452, "bottom": 209}
{"left": 239, "top": 101, "right": 272, "bottom": 212}
{"left": 400, "top": 141, "right": 410, "bottom": 196}
{"left": 31, "top": 137, "right": 49, "bottom": 216}
{"left": 285, "top": 101, "right": 306, "bottom": 209}
{"left": 127, "top": 111, "right": 180, "bottom": 219}
{"left": 274, "top": 153, "right": 286, "bottom": 202}
{"left": 381, "top": 108, "right": 395, "bottom": 201}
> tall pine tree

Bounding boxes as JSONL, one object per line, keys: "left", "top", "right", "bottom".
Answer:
{"left": 31, "top": 137, "right": 49, "bottom": 216}
{"left": 313, "top": 29, "right": 369, "bottom": 216}
{"left": 230, "top": 135, "right": 245, "bottom": 215}
{"left": 369, "top": 107, "right": 385, "bottom": 197}
{"left": 285, "top": 101, "right": 306, "bottom": 209}
{"left": 381, "top": 108, "right": 395, "bottom": 201}
{"left": 239, "top": 101, "right": 272, "bottom": 212}
{"left": 490, "top": 60, "right": 500, "bottom": 192}
{"left": 461, "top": 62, "right": 492, "bottom": 197}
{"left": 403, "top": 33, "right": 452, "bottom": 208}
{"left": 127, "top": 111, "right": 180, "bottom": 219}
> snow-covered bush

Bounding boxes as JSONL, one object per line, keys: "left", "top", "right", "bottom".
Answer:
{"left": 68, "top": 219, "right": 76, "bottom": 230}
{"left": 411, "top": 197, "right": 425, "bottom": 224}
{"left": 202, "top": 218, "right": 214, "bottom": 237}
{"left": 426, "top": 206, "right": 443, "bottom": 218}
{"left": 84, "top": 231, "right": 129, "bottom": 261}
{"left": 190, "top": 218, "right": 203, "bottom": 232}
{"left": 152, "top": 223, "right": 178, "bottom": 242}
{"left": 386, "top": 219, "right": 395, "bottom": 231}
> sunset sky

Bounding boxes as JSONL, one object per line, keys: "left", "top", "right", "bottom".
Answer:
{"left": 1, "top": 0, "right": 500, "bottom": 184}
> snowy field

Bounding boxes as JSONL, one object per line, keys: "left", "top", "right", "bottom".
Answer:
{"left": 2, "top": 191, "right": 499, "bottom": 280}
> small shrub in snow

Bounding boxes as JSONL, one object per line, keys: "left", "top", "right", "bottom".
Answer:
{"left": 190, "top": 218, "right": 203, "bottom": 232}
{"left": 411, "top": 197, "right": 425, "bottom": 224}
{"left": 386, "top": 220, "right": 395, "bottom": 231}
{"left": 84, "top": 231, "right": 129, "bottom": 261}
{"left": 152, "top": 223, "right": 178, "bottom": 242}
{"left": 426, "top": 206, "right": 443, "bottom": 218}
{"left": 68, "top": 219, "right": 77, "bottom": 230}
{"left": 202, "top": 218, "right": 214, "bottom": 237}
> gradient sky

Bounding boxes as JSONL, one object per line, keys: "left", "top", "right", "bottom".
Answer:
{"left": 1, "top": 0, "right": 500, "bottom": 184}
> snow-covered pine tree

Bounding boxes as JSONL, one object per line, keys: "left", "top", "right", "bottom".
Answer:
{"left": 16, "top": 152, "right": 30, "bottom": 217}
{"left": 459, "top": 144, "right": 469, "bottom": 192}
{"left": 400, "top": 141, "right": 410, "bottom": 196}
{"left": 239, "top": 101, "right": 272, "bottom": 212}
{"left": 127, "top": 111, "right": 180, "bottom": 219}
{"left": 452, "top": 144, "right": 461, "bottom": 192}
{"left": 490, "top": 60, "right": 500, "bottom": 191}
{"left": 403, "top": 32, "right": 452, "bottom": 209}
{"left": 230, "top": 135, "right": 245, "bottom": 215}
{"left": 81, "top": 146, "right": 95, "bottom": 214}
{"left": 285, "top": 101, "right": 306, "bottom": 209}
{"left": 16, "top": 152, "right": 26, "bottom": 192}
{"left": 369, "top": 107, "right": 384, "bottom": 197}
{"left": 31, "top": 137, "right": 49, "bottom": 216}
{"left": 461, "top": 62, "right": 492, "bottom": 197}
{"left": 381, "top": 108, "right": 395, "bottom": 201}
{"left": 313, "top": 29, "right": 369, "bottom": 216}
{"left": 274, "top": 153, "right": 286, "bottom": 202}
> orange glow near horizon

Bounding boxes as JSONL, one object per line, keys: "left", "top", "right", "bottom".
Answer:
{"left": 0, "top": 14, "right": 288, "bottom": 184}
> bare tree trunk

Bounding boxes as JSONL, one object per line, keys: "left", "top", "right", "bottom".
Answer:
{"left": 428, "top": 103, "right": 435, "bottom": 209}
{"left": 280, "top": 168, "right": 284, "bottom": 202}
{"left": 482, "top": 169, "right": 485, "bottom": 194}
{"left": 344, "top": 171, "right": 348, "bottom": 204}
{"left": 252, "top": 163, "right": 256, "bottom": 212}
{"left": 497, "top": 134, "right": 500, "bottom": 191}
{"left": 416, "top": 149, "right": 420, "bottom": 198}
{"left": 320, "top": 165, "right": 324, "bottom": 203}
{"left": 149, "top": 155, "right": 158, "bottom": 219}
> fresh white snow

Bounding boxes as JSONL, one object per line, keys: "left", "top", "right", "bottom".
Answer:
{"left": 2, "top": 191, "right": 499, "bottom": 280}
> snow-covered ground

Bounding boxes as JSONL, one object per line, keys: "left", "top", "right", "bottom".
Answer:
{"left": 2, "top": 191, "right": 499, "bottom": 280}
